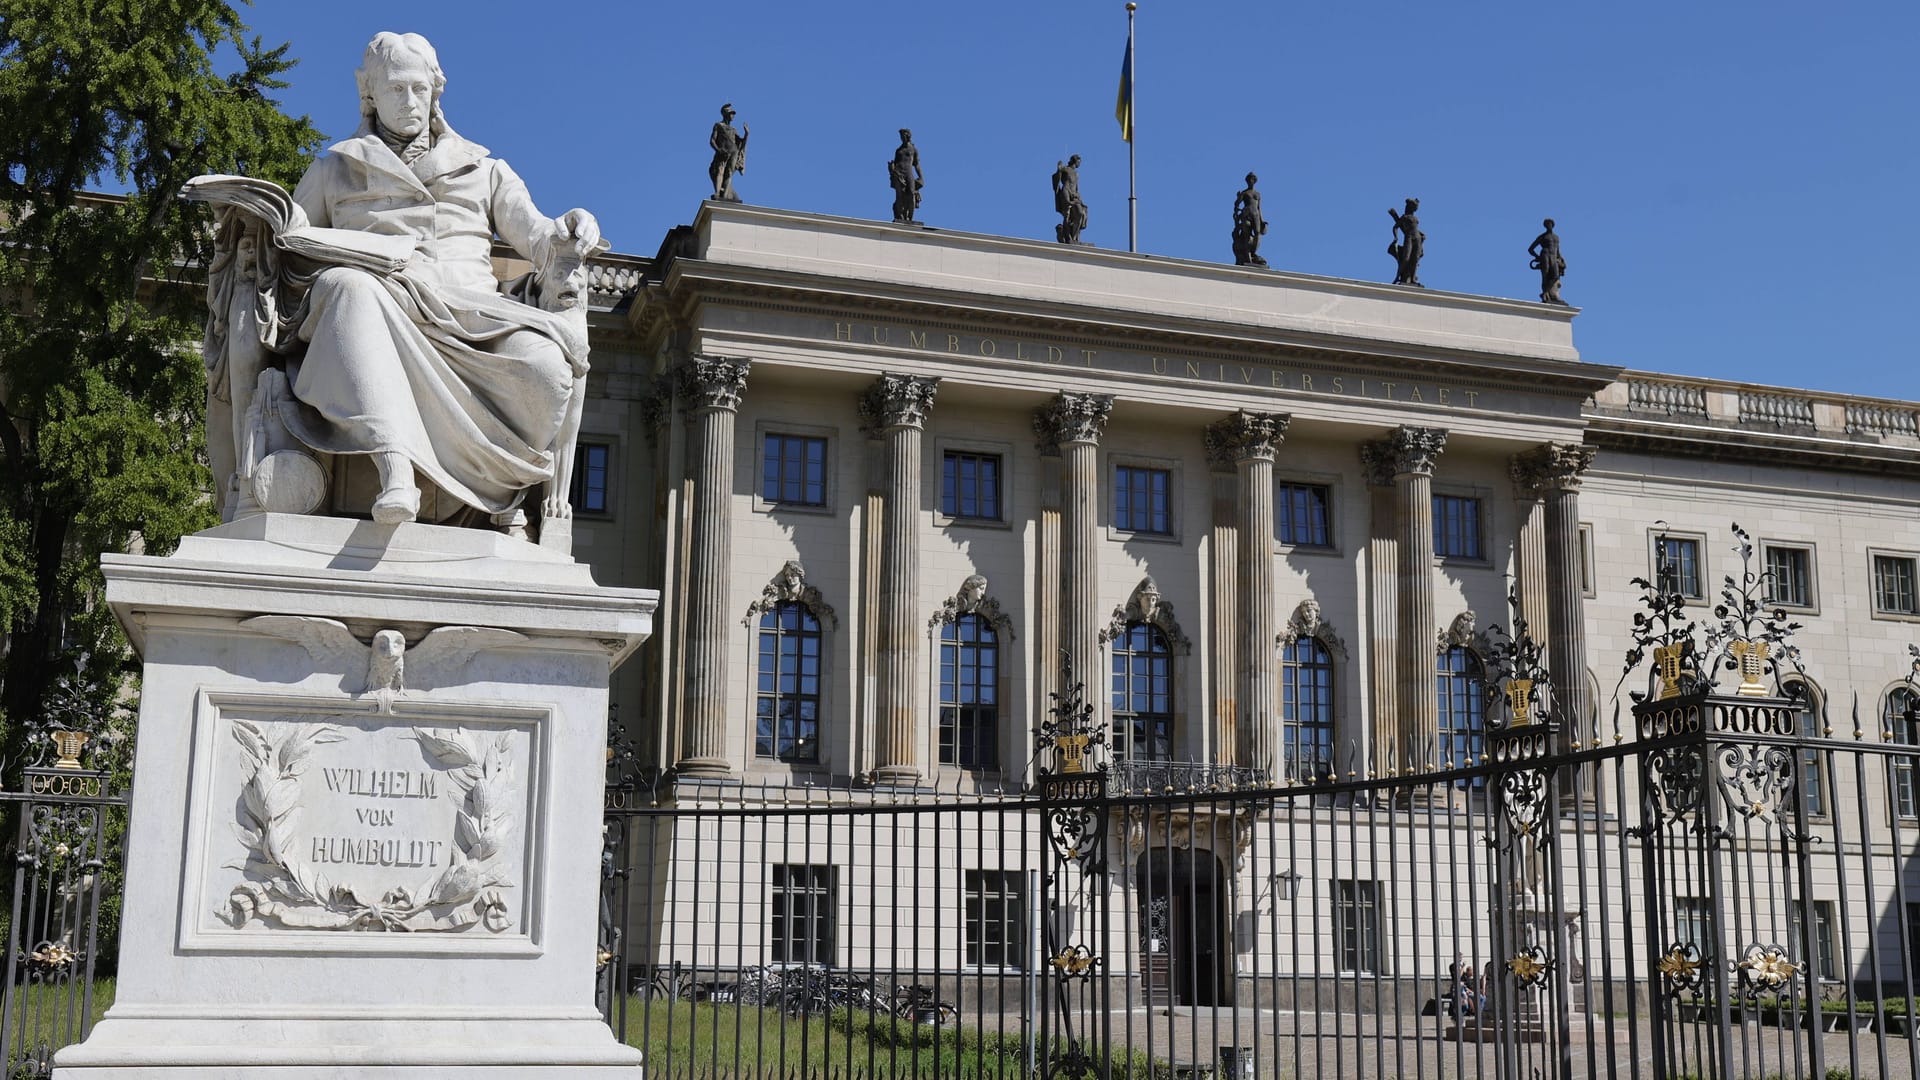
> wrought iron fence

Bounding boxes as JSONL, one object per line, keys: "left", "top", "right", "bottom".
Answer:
{"left": 602, "top": 526, "right": 1920, "bottom": 1079}
{"left": 0, "top": 722, "right": 127, "bottom": 1079}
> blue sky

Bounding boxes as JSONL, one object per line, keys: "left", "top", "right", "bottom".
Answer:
{"left": 239, "top": 1, "right": 1918, "bottom": 397}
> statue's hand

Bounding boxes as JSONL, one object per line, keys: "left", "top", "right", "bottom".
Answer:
{"left": 557, "top": 208, "right": 603, "bottom": 256}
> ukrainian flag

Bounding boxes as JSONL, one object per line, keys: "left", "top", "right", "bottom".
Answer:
{"left": 1115, "top": 35, "right": 1134, "bottom": 143}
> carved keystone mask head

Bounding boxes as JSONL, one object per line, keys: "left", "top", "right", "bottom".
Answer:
{"left": 357, "top": 32, "right": 446, "bottom": 140}
{"left": 1297, "top": 598, "right": 1322, "bottom": 627}
{"left": 959, "top": 574, "right": 988, "bottom": 606}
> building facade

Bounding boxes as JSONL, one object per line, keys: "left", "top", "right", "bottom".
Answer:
{"left": 565, "top": 203, "right": 1920, "bottom": 1003}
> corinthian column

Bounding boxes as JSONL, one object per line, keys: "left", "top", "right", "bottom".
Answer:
{"left": 1508, "top": 455, "right": 1551, "bottom": 640}
{"left": 1206, "top": 411, "right": 1290, "bottom": 778}
{"left": 1388, "top": 425, "right": 1447, "bottom": 775}
{"left": 676, "top": 357, "right": 750, "bottom": 780}
{"left": 1358, "top": 442, "right": 1399, "bottom": 777}
{"left": 1034, "top": 393, "right": 1113, "bottom": 708}
{"left": 861, "top": 374, "right": 939, "bottom": 785}
{"left": 1204, "top": 445, "right": 1238, "bottom": 767}
{"left": 1514, "top": 442, "right": 1597, "bottom": 751}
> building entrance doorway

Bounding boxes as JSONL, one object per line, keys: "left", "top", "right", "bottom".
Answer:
{"left": 1136, "top": 848, "right": 1228, "bottom": 1006}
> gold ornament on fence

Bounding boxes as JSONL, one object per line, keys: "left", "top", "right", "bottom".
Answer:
{"left": 1055, "top": 733, "right": 1091, "bottom": 775}
{"left": 49, "top": 729, "right": 88, "bottom": 771}
{"left": 1652, "top": 643, "right": 1688, "bottom": 700}
{"left": 1729, "top": 639, "right": 1771, "bottom": 698}
{"left": 1506, "top": 679, "right": 1534, "bottom": 725}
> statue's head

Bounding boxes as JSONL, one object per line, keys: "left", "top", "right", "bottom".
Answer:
{"left": 899, "top": 128, "right": 912, "bottom": 142}
{"left": 1543, "top": 218, "right": 1555, "bottom": 230}
{"left": 1068, "top": 154, "right": 1082, "bottom": 167}
{"left": 1405, "top": 197, "right": 1420, "bottom": 213}
{"left": 1246, "top": 172, "right": 1258, "bottom": 186}
{"left": 356, "top": 32, "right": 446, "bottom": 141}
{"left": 721, "top": 103, "right": 736, "bottom": 120}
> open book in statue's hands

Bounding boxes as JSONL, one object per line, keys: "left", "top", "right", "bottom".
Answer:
{"left": 182, "top": 174, "right": 415, "bottom": 274}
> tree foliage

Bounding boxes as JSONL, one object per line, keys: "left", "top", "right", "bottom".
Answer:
{"left": 0, "top": 0, "right": 322, "bottom": 770}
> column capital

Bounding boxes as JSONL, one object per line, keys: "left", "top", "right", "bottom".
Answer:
{"left": 1510, "top": 442, "right": 1597, "bottom": 495}
{"left": 1204, "top": 410, "right": 1290, "bottom": 466}
{"left": 1033, "top": 392, "right": 1114, "bottom": 451}
{"left": 857, "top": 373, "right": 940, "bottom": 432}
{"left": 1358, "top": 440, "right": 1398, "bottom": 487}
{"left": 1385, "top": 425, "right": 1448, "bottom": 478}
{"left": 676, "top": 356, "right": 750, "bottom": 412}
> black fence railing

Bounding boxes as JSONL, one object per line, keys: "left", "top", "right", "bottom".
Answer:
{"left": 1105, "top": 761, "right": 1268, "bottom": 796}
{"left": 601, "top": 688, "right": 1920, "bottom": 1080}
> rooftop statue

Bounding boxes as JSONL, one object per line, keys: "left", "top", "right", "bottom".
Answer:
{"left": 1052, "top": 155, "right": 1088, "bottom": 245}
{"left": 1387, "top": 197, "right": 1424, "bottom": 287}
{"left": 1231, "top": 172, "right": 1268, "bottom": 267}
{"left": 1529, "top": 218, "right": 1567, "bottom": 305}
{"left": 709, "top": 103, "right": 748, "bottom": 202}
{"left": 183, "top": 31, "right": 607, "bottom": 551}
{"left": 887, "top": 128, "right": 923, "bottom": 224}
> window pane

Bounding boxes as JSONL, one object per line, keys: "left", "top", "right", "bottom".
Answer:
{"left": 764, "top": 435, "right": 829, "bottom": 507}
{"left": 755, "top": 602, "right": 825, "bottom": 762}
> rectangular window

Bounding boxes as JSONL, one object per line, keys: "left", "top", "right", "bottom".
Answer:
{"left": 1333, "top": 880, "right": 1381, "bottom": 974}
{"left": 941, "top": 451, "right": 1002, "bottom": 521}
{"left": 770, "top": 864, "right": 835, "bottom": 966}
{"left": 1432, "top": 495, "right": 1483, "bottom": 559}
{"left": 1891, "top": 689, "right": 1919, "bottom": 820}
{"left": 938, "top": 615, "right": 1000, "bottom": 769}
{"left": 1277, "top": 483, "right": 1332, "bottom": 548}
{"left": 762, "top": 434, "right": 828, "bottom": 507}
{"left": 1875, "top": 554, "right": 1919, "bottom": 616}
{"left": 754, "top": 603, "right": 823, "bottom": 763}
{"left": 569, "top": 442, "right": 611, "bottom": 514}
{"left": 1789, "top": 899, "right": 1839, "bottom": 982}
{"left": 1115, "top": 466, "right": 1172, "bottom": 534}
{"left": 964, "top": 870, "right": 1024, "bottom": 969}
{"left": 1655, "top": 534, "right": 1704, "bottom": 599}
{"left": 1764, "top": 545, "right": 1813, "bottom": 609}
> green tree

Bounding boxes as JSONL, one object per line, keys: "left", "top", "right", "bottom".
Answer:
{"left": 0, "top": 1, "right": 322, "bottom": 771}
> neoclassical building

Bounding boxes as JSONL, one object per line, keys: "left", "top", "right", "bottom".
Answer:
{"left": 566, "top": 202, "right": 1918, "bottom": 789}
{"left": 561, "top": 203, "right": 1920, "bottom": 1000}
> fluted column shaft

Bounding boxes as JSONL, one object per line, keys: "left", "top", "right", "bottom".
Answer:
{"left": 1359, "top": 444, "right": 1399, "bottom": 777}
{"left": 1035, "top": 394, "right": 1113, "bottom": 709}
{"left": 677, "top": 358, "right": 750, "bottom": 779}
{"left": 1207, "top": 411, "right": 1289, "bottom": 777}
{"left": 1389, "top": 426, "right": 1447, "bottom": 775}
{"left": 1513, "top": 483, "right": 1551, "bottom": 638}
{"left": 863, "top": 375, "right": 939, "bottom": 785}
{"left": 1206, "top": 465, "right": 1238, "bottom": 766}
{"left": 1514, "top": 442, "right": 1597, "bottom": 751}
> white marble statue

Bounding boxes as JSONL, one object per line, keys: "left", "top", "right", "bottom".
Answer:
{"left": 188, "top": 31, "right": 606, "bottom": 549}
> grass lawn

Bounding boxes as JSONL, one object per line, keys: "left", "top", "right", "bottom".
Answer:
{"left": 615, "top": 998, "right": 1173, "bottom": 1079}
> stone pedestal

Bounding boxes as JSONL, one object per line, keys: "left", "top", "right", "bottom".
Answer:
{"left": 55, "top": 515, "right": 653, "bottom": 1078}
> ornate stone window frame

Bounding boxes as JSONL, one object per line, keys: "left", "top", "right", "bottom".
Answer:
{"left": 742, "top": 561, "right": 840, "bottom": 775}
{"left": 1277, "top": 599, "right": 1349, "bottom": 661}
{"left": 753, "top": 419, "right": 838, "bottom": 517}
{"left": 927, "top": 574, "right": 1016, "bottom": 777}
{"left": 1434, "top": 609, "right": 1492, "bottom": 661}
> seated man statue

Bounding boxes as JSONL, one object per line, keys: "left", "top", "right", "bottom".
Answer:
{"left": 188, "top": 31, "right": 604, "bottom": 549}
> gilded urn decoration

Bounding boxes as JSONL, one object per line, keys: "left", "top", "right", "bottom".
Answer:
{"left": 1652, "top": 643, "right": 1688, "bottom": 700}
{"left": 1729, "top": 639, "right": 1771, "bottom": 698}
{"left": 1506, "top": 679, "right": 1535, "bottom": 725}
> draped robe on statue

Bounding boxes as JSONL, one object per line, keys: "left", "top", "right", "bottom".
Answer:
{"left": 283, "top": 129, "right": 585, "bottom": 516}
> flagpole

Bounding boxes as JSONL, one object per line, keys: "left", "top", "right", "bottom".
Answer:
{"left": 1126, "top": 2, "right": 1138, "bottom": 253}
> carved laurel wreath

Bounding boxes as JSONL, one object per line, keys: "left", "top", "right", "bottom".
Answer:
{"left": 223, "top": 719, "right": 515, "bottom": 934}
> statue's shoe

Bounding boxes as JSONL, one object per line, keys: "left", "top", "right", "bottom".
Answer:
{"left": 371, "top": 485, "right": 420, "bottom": 525}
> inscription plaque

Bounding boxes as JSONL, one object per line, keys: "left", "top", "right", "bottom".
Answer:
{"left": 183, "top": 693, "right": 545, "bottom": 954}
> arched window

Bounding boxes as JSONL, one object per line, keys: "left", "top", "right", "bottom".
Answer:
{"left": 755, "top": 601, "right": 822, "bottom": 763}
{"left": 1281, "top": 639, "right": 1334, "bottom": 782}
{"left": 1111, "top": 623, "right": 1173, "bottom": 761}
{"left": 1436, "top": 647, "right": 1485, "bottom": 784}
{"left": 1889, "top": 687, "right": 1919, "bottom": 820}
{"left": 939, "top": 614, "right": 998, "bottom": 769}
{"left": 1784, "top": 678, "right": 1826, "bottom": 819}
